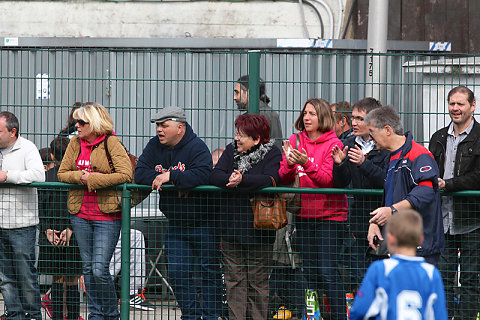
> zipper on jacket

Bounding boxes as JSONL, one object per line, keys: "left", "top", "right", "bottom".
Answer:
{"left": 436, "top": 136, "right": 446, "bottom": 177}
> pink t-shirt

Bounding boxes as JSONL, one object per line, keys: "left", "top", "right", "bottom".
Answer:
{"left": 75, "top": 135, "right": 121, "bottom": 221}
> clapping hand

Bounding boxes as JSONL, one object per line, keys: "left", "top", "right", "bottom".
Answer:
{"left": 347, "top": 145, "right": 366, "bottom": 166}
{"left": 282, "top": 140, "right": 295, "bottom": 165}
{"left": 283, "top": 140, "right": 308, "bottom": 165}
{"left": 226, "top": 169, "right": 243, "bottom": 188}
{"left": 289, "top": 148, "right": 308, "bottom": 165}
{"left": 331, "top": 145, "right": 348, "bottom": 164}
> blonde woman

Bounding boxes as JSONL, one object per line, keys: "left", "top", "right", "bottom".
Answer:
{"left": 58, "top": 103, "right": 132, "bottom": 320}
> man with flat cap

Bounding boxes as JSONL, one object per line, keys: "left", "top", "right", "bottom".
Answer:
{"left": 135, "top": 107, "right": 222, "bottom": 320}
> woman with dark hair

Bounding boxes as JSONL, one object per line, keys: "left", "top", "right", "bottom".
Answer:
{"left": 210, "top": 113, "right": 282, "bottom": 320}
{"left": 60, "top": 102, "right": 82, "bottom": 138}
{"left": 38, "top": 136, "right": 83, "bottom": 320}
{"left": 58, "top": 103, "right": 132, "bottom": 320}
{"left": 279, "top": 98, "right": 348, "bottom": 320}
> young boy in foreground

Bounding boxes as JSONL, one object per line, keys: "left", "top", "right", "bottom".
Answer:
{"left": 350, "top": 209, "right": 447, "bottom": 320}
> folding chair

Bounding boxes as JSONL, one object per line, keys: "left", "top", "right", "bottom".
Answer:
{"left": 144, "top": 242, "right": 174, "bottom": 296}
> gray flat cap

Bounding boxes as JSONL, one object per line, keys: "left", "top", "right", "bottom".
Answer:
{"left": 151, "top": 106, "right": 187, "bottom": 124}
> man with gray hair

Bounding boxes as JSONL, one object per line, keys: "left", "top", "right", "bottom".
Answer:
{"left": 364, "top": 106, "right": 445, "bottom": 265}
{"left": 0, "top": 111, "right": 45, "bottom": 319}
{"left": 135, "top": 106, "right": 222, "bottom": 320}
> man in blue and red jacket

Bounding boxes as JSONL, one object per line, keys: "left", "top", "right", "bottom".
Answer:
{"left": 364, "top": 105, "right": 445, "bottom": 266}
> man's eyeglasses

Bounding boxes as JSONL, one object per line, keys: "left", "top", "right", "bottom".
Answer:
{"left": 75, "top": 119, "right": 89, "bottom": 126}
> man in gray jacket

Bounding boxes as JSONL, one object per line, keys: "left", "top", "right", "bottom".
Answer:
{"left": 0, "top": 111, "right": 45, "bottom": 320}
{"left": 234, "top": 75, "right": 283, "bottom": 150}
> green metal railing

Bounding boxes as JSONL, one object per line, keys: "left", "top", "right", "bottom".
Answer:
{"left": 1, "top": 43, "right": 480, "bottom": 318}
{"left": 0, "top": 181, "right": 479, "bottom": 319}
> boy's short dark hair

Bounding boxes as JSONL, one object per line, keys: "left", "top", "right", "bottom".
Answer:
{"left": 386, "top": 209, "right": 423, "bottom": 248}
{"left": 39, "top": 147, "right": 51, "bottom": 165}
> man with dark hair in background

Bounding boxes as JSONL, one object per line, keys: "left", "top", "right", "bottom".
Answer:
{"left": 0, "top": 111, "right": 45, "bottom": 320}
{"left": 331, "top": 101, "right": 353, "bottom": 141}
{"left": 429, "top": 85, "right": 480, "bottom": 319}
{"left": 234, "top": 75, "right": 283, "bottom": 150}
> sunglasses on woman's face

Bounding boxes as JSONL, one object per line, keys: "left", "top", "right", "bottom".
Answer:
{"left": 75, "top": 119, "right": 89, "bottom": 126}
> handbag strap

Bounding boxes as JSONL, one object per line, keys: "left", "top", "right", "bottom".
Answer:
{"left": 104, "top": 134, "right": 132, "bottom": 174}
{"left": 270, "top": 176, "right": 277, "bottom": 187}
{"left": 295, "top": 132, "right": 300, "bottom": 150}
{"left": 104, "top": 135, "right": 116, "bottom": 173}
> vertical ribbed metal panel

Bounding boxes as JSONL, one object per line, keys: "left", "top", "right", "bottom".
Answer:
{"left": 1, "top": 47, "right": 479, "bottom": 151}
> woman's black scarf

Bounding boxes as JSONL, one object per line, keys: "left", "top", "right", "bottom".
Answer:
{"left": 233, "top": 140, "right": 274, "bottom": 173}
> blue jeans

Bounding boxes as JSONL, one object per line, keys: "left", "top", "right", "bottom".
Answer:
{"left": 296, "top": 218, "right": 347, "bottom": 320}
{"left": 165, "top": 223, "right": 222, "bottom": 320}
{"left": 0, "top": 226, "right": 42, "bottom": 320}
{"left": 70, "top": 216, "right": 121, "bottom": 320}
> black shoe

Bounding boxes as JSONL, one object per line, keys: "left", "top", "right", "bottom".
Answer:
{"left": 129, "top": 292, "right": 155, "bottom": 311}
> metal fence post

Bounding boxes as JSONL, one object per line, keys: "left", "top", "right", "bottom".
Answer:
{"left": 120, "top": 184, "right": 132, "bottom": 320}
{"left": 248, "top": 50, "right": 261, "bottom": 114}
{"left": 366, "top": 0, "right": 389, "bottom": 101}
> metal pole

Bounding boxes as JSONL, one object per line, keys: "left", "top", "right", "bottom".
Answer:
{"left": 120, "top": 185, "right": 132, "bottom": 320}
{"left": 366, "top": 0, "right": 389, "bottom": 102}
{"left": 248, "top": 50, "right": 261, "bottom": 114}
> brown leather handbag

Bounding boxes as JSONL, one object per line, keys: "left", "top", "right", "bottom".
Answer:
{"left": 252, "top": 176, "right": 288, "bottom": 230}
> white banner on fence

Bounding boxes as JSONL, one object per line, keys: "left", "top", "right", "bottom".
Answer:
{"left": 4, "top": 38, "right": 18, "bottom": 46}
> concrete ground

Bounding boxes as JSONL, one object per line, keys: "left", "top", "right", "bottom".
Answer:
{"left": 0, "top": 296, "right": 182, "bottom": 320}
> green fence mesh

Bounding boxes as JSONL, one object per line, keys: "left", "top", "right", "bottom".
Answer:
{"left": 1, "top": 45, "right": 480, "bottom": 319}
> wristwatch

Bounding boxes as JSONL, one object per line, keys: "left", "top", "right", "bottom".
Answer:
{"left": 390, "top": 205, "right": 398, "bottom": 215}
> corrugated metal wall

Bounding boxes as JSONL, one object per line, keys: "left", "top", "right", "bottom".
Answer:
{"left": 1, "top": 46, "right": 479, "bottom": 153}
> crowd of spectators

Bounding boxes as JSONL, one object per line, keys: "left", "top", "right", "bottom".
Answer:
{"left": 0, "top": 81, "right": 476, "bottom": 319}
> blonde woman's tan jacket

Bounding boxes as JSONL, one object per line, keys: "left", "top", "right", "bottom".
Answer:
{"left": 58, "top": 135, "right": 133, "bottom": 214}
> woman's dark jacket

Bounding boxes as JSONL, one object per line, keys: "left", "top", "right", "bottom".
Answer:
{"left": 333, "top": 135, "right": 389, "bottom": 234}
{"left": 210, "top": 143, "right": 282, "bottom": 245}
{"left": 38, "top": 165, "right": 82, "bottom": 275}
{"left": 429, "top": 119, "right": 480, "bottom": 228}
